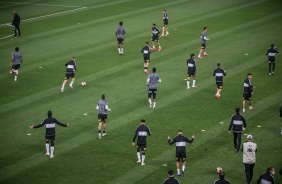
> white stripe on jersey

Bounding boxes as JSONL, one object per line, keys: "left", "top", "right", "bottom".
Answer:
{"left": 67, "top": 65, "right": 74, "bottom": 69}
{"left": 268, "top": 53, "right": 275, "bottom": 56}
{"left": 176, "top": 142, "right": 186, "bottom": 147}
{"left": 215, "top": 73, "right": 224, "bottom": 76}
{"left": 138, "top": 131, "right": 148, "bottom": 136}
{"left": 188, "top": 63, "right": 194, "bottom": 67}
{"left": 143, "top": 50, "right": 149, "bottom": 54}
{"left": 233, "top": 120, "right": 243, "bottom": 125}
{"left": 244, "top": 83, "right": 249, "bottom": 87}
{"left": 46, "top": 123, "right": 55, "bottom": 128}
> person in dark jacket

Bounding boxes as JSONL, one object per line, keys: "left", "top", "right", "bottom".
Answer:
{"left": 266, "top": 44, "right": 279, "bottom": 76}
{"left": 163, "top": 170, "right": 180, "bottom": 184}
{"left": 214, "top": 172, "right": 231, "bottom": 184}
{"left": 228, "top": 107, "right": 246, "bottom": 153}
{"left": 12, "top": 11, "right": 21, "bottom": 38}
{"left": 29, "top": 111, "right": 69, "bottom": 158}
{"left": 257, "top": 166, "right": 275, "bottom": 184}
{"left": 168, "top": 130, "right": 194, "bottom": 176}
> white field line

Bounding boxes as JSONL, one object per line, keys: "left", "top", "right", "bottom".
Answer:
{"left": 0, "top": 2, "right": 83, "bottom": 8}
{"left": 0, "top": 34, "right": 14, "bottom": 40}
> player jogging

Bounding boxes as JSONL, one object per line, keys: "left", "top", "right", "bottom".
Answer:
{"left": 61, "top": 57, "right": 76, "bottom": 92}
{"left": 116, "top": 21, "right": 126, "bottom": 55}
{"left": 198, "top": 27, "right": 209, "bottom": 59}
{"left": 141, "top": 42, "right": 151, "bottom": 74}
{"left": 266, "top": 44, "right": 279, "bottom": 76}
{"left": 10, "top": 47, "right": 22, "bottom": 81}
{"left": 132, "top": 119, "right": 151, "bottom": 166}
{"left": 151, "top": 23, "right": 162, "bottom": 52}
{"left": 96, "top": 94, "right": 111, "bottom": 139}
{"left": 186, "top": 53, "right": 197, "bottom": 89}
{"left": 147, "top": 67, "right": 161, "bottom": 108}
{"left": 242, "top": 73, "right": 255, "bottom": 113}
{"left": 160, "top": 10, "right": 169, "bottom": 37}
{"left": 29, "top": 111, "right": 69, "bottom": 158}
{"left": 168, "top": 130, "right": 194, "bottom": 176}
{"left": 213, "top": 63, "right": 226, "bottom": 99}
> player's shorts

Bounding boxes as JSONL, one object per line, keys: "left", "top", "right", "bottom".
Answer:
{"left": 243, "top": 93, "right": 252, "bottom": 101}
{"left": 148, "top": 88, "right": 157, "bottom": 99}
{"left": 176, "top": 152, "right": 186, "bottom": 162}
{"left": 45, "top": 135, "right": 55, "bottom": 145}
{"left": 65, "top": 72, "right": 75, "bottom": 80}
{"left": 137, "top": 143, "right": 147, "bottom": 152}
{"left": 12, "top": 64, "right": 21, "bottom": 70}
{"left": 216, "top": 82, "right": 223, "bottom": 89}
{"left": 117, "top": 38, "right": 124, "bottom": 44}
{"left": 163, "top": 19, "right": 168, "bottom": 26}
{"left": 268, "top": 60, "right": 275, "bottom": 64}
{"left": 187, "top": 71, "right": 196, "bottom": 77}
{"left": 144, "top": 55, "right": 150, "bottom": 62}
{"left": 98, "top": 114, "right": 107, "bottom": 123}
{"left": 151, "top": 35, "right": 159, "bottom": 42}
{"left": 201, "top": 43, "right": 206, "bottom": 49}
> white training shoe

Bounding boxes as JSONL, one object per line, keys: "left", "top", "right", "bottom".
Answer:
{"left": 243, "top": 108, "right": 246, "bottom": 113}
{"left": 141, "top": 162, "right": 145, "bottom": 166}
{"left": 187, "top": 86, "right": 190, "bottom": 89}
{"left": 61, "top": 88, "right": 64, "bottom": 92}
{"left": 149, "top": 104, "right": 152, "bottom": 108}
{"left": 102, "top": 133, "right": 106, "bottom": 136}
{"left": 137, "top": 160, "right": 141, "bottom": 164}
{"left": 69, "top": 84, "right": 73, "bottom": 89}
{"left": 45, "top": 152, "right": 50, "bottom": 156}
{"left": 50, "top": 155, "right": 54, "bottom": 158}
{"left": 98, "top": 133, "right": 101, "bottom": 139}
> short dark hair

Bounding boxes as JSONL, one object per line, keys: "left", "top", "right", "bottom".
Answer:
{"left": 163, "top": 10, "right": 166, "bottom": 12}
{"left": 271, "top": 44, "right": 274, "bottom": 47}
{"left": 178, "top": 130, "right": 183, "bottom": 133}
{"left": 141, "top": 119, "right": 145, "bottom": 123}
{"left": 247, "top": 73, "right": 252, "bottom": 76}
{"left": 267, "top": 166, "right": 274, "bottom": 173}
{"left": 219, "top": 172, "right": 225, "bottom": 179}
{"left": 47, "top": 111, "right": 52, "bottom": 117}
{"left": 168, "top": 170, "right": 173, "bottom": 176}
{"left": 145, "top": 42, "right": 149, "bottom": 44}
{"left": 15, "top": 47, "right": 19, "bottom": 52}
{"left": 152, "top": 67, "right": 156, "bottom": 73}
{"left": 102, "top": 94, "right": 105, "bottom": 100}
{"left": 190, "top": 53, "right": 195, "bottom": 58}
{"left": 217, "top": 63, "right": 221, "bottom": 67}
{"left": 153, "top": 23, "right": 156, "bottom": 26}
{"left": 203, "top": 27, "right": 207, "bottom": 30}
{"left": 235, "top": 107, "right": 240, "bottom": 113}
{"left": 119, "top": 21, "right": 123, "bottom": 26}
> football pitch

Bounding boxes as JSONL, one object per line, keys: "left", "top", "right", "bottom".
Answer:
{"left": 0, "top": 0, "right": 282, "bottom": 183}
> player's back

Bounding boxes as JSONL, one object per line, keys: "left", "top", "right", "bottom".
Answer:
{"left": 187, "top": 58, "right": 196, "bottom": 71}
{"left": 97, "top": 100, "right": 108, "bottom": 114}
{"left": 12, "top": 51, "right": 22, "bottom": 64}
{"left": 148, "top": 73, "right": 160, "bottom": 89}
{"left": 213, "top": 68, "right": 226, "bottom": 81}
{"left": 65, "top": 60, "right": 76, "bottom": 72}
{"left": 136, "top": 125, "right": 151, "bottom": 144}
{"left": 116, "top": 26, "right": 126, "bottom": 38}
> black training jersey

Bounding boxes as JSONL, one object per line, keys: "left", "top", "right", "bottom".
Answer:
{"left": 257, "top": 172, "right": 275, "bottom": 184}
{"left": 213, "top": 68, "right": 226, "bottom": 82}
{"left": 12, "top": 13, "right": 20, "bottom": 25}
{"left": 133, "top": 124, "right": 151, "bottom": 144}
{"left": 163, "top": 13, "right": 168, "bottom": 20}
{"left": 213, "top": 179, "right": 231, "bottom": 184}
{"left": 152, "top": 27, "right": 160, "bottom": 35}
{"left": 168, "top": 134, "right": 194, "bottom": 153}
{"left": 164, "top": 177, "right": 180, "bottom": 184}
{"left": 228, "top": 113, "right": 246, "bottom": 133}
{"left": 266, "top": 47, "right": 279, "bottom": 61}
{"left": 65, "top": 60, "right": 76, "bottom": 73}
{"left": 187, "top": 58, "right": 196, "bottom": 72}
{"left": 33, "top": 117, "right": 67, "bottom": 136}
{"left": 141, "top": 46, "right": 151, "bottom": 56}
{"left": 243, "top": 78, "right": 253, "bottom": 94}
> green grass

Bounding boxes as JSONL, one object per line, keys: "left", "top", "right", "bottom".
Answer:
{"left": 0, "top": 0, "right": 282, "bottom": 183}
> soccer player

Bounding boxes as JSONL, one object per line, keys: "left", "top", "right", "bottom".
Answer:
{"left": 10, "top": 47, "right": 22, "bottom": 81}
{"left": 12, "top": 11, "right": 21, "bottom": 38}
{"left": 151, "top": 23, "right": 162, "bottom": 52}
{"left": 141, "top": 42, "right": 151, "bottom": 74}
{"left": 147, "top": 67, "right": 161, "bottom": 108}
{"left": 163, "top": 170, "right": 180, "bottom": 184}
{"left": 213, "top": 63, "right": 227, "bottom": 98}
{"left": 242, "top": 73, "right": 255, "bottom": 113}
{"left": 61, "top": 57, "right": 76, "bottom": 92}
{"left": 186, "top": 53, "right": 197, "bottom": 89}
{"left": 214, "top": 172, "right": 231, "bottom": 184}
{"left": 257, "top": 166, "right": 275, "bottom": 184}
{"left": 160, "top": 10, "right": 169, "bottom": 37}
{"left": 116, "top": 21, "right": 126, "bottom": 55}
{"left": 266, "top": 44, "right": 279, "bottom": 75}
{"left": 96, "top": 94, "right": 111, "bottom": 139}
{"left": 241, "top": 135, "right": 257, "bottom": 184}
{"left": 198, "top": 27, "right": 209, "bottom": 59}
{"left": 168, "top": 130, "right": 195, "bottom": 176}
{"left": 29, "top": 111, "right": 69, "bottom": 158}
{"left": 228, "top": 107, "right": 246, "bottom": 154}
{"left": 132, "top": 119, "right": 151, "bottom": 166}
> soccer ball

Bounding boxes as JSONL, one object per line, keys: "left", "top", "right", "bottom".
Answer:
{"left": 216, "top": 167, "right": 222, "bottom": 173}
{"left": 81, "top": 82, "right": 86, "bottom": 86}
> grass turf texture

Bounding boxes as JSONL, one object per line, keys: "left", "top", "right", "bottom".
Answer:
{"left": 0, "top": 0, "right": 282, "bottom": 183}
